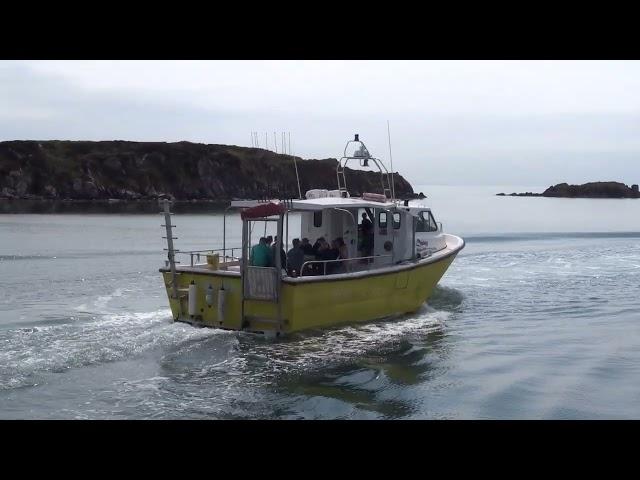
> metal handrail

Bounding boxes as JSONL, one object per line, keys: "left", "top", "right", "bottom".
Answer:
{"left": 299, "top": 254, "right": 392, "bottom": 276}
{"left": 174, "top": 247, "right": 242, "bottom": 267}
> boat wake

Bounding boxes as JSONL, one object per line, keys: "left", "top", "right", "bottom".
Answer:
{"left": 160, "top": 300, "right": 457, "bottom": 393}
{"left": 90, "top": 303, "right": 457, "bottom": 419}
{"left": 0, "top": 280, "right": 465, "bottom": 392}
{"left": 0, "top": 307, "right": 223, "bottom": 391}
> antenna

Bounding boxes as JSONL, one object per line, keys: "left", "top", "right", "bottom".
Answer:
{"left": 387, "top": 120, "right": 396, "bottom": 201}
{"left": 274, "top": 132, "right": 278, "bottom": 153}
{"left": 290, "top": 132, "right": 302, "bottom": 199}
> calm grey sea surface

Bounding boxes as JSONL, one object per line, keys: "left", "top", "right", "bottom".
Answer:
{"left": 1, "top": 185, "right": 640, "bottom": 419}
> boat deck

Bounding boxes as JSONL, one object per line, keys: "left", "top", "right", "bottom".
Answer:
{"left": 163, "top": 234, "right": 464, "bottom": 283}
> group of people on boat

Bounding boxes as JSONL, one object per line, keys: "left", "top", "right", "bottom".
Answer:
{"left": 249, "top": 235, "right": 349, "bottom": 277}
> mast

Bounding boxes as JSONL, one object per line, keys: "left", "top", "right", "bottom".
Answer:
{"left": 290, "top": 132, "right": 302, "bottom": 199}
{"left": 387, "top": 120, "right": 395, "bottom": 201}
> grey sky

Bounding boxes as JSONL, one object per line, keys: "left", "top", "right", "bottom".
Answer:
{"left": 1, "top": 60, "right": 639, "bottom": 186}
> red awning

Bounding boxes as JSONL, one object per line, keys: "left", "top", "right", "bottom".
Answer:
{"left": 240, "top": 202, "right": 286, "bottom": 220}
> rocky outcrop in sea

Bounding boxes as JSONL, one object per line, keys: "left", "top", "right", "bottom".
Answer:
{"left": 497, "top": 182, "right": 639, "bottom": 198}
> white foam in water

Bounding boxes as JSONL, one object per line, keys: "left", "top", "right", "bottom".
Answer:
{"left": 1, "top": 257, "right": 455, "bottom": 413}
{"left": 83, "top": 287, "right": 126, "bottom": 314}
{"left": 228, "top": 305, "right": 451, "bottom": 384}
{"left": 112, "top": 304, "right": 454, "bottom": 401}
{"left": 0, "top": 306, "right": 229, "bottom": 391}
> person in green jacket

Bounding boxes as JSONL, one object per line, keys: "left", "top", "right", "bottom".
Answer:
{"left": 250, "top": 237, "right": 272, "bottom": 267}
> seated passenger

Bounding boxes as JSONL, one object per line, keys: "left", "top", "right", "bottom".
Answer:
{"left": 312, "top": 237, "right": 325, "bottom": 255}
{"left": 335, "top": 237, "right": 350, "bottom": 272}
{"left": 300, "top": 237, "right": 314, "bottom": 255}
{"left": 315, "top": 238, "right": 330, "bottom": 258}
{"left": 323, "top": 239, "right": 341, "bottom": 274}
{"left": 250, "top": 237, "right": 272, "bottom": 267}
{"left": 311, "top": 238, "right": 331, "bottom": 275}
{"left": 330, "top": 239, "right": 340, "bottom": 258}
{"left": 286, "top": 238, "right": 305, "bottom": 277}
{"left": 336, "top": 237, "right": 349, "bottom": 260}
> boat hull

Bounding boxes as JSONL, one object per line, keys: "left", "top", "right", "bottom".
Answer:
{"left": 161, "top": 235, "right": 463, "bottom": 334}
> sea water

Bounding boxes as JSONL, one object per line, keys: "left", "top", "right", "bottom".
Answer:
{"left": 1, "top": 185, "right": 639, "bottom": 419}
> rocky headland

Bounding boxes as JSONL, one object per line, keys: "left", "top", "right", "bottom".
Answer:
{"left": 0, "top": 140, "right": 414, "bottom": 204}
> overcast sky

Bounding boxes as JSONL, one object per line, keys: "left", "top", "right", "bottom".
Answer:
{"left": 1, "top": 60, "right": 639, "bottom": 186}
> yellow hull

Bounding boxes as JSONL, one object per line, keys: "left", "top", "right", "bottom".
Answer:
{"left": 161, "top": 248, "right": 460, "bottom": 334}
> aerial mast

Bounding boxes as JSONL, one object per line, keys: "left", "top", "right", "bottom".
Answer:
{"left": 387, "top": 120, "right": 396, "bottom": 201}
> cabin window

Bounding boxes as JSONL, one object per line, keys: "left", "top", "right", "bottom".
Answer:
{"left": 393, "top": 212, "right": 401, "bottom": 229}
{"left": 378, "top": 211, "right": 387, "bottom": 229}
{"left": 313, "top": 210, "right": 323, "bottom": 227}
{"left": 416, "top": 211, "right": 438, "bottom": 232}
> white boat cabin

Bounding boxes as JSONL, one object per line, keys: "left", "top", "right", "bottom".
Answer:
{"left": 295, "top": 196, "right": 445, "bottom": 265}
{"left": 230, "top": 192, "right": 447, "bottom": 276}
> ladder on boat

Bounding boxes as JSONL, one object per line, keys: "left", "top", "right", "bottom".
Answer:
{"left": 380, "top": 170, "right": 393, "bottom": 200}
{"left": 161, "top": 199, "right": 179, "bottom": 300}
{"left": 336, "top": 162, "right": 349, "bottom": 198}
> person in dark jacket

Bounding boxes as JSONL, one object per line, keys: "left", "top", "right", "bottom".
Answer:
{"left": 316, "top": 239, "right": 339, "bottom": 274}
{"left": 361, "top": 212, "right": 373, "bottom": 233}
{"left": 312, "top": 237, "right": 325, "bottom": 255}
{"left": 360, "top": 212, "right": 374, "bottom": 258}
{"left": 300, "top": 238, "right": 314, "bottom": 255}
{"left": 286, "top": 238, "right": 305, "bottom": 276}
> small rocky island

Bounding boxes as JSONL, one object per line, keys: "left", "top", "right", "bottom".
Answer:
{"left": 497, "top": 182, "right": 640, "bottom": 199}
{"left": 0, "top": 140, "right": 414, "bottom": 203}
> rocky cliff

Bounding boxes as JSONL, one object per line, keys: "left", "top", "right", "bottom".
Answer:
{"left": 0, "top": 140, "right": 414, "bottom": 202}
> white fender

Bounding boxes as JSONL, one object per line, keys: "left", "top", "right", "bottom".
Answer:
{"left": 205, "top": 284, "right": 215, "bottom": 306}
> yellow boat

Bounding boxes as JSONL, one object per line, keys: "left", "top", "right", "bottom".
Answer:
{"left": 159, "top": 135, "right": 464, "bottom": 335}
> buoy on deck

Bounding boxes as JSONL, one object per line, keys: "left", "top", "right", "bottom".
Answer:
{"left": 188, "top": 281, "right": 198, "bottom": 316}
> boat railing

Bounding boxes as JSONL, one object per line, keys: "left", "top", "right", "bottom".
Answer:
{"left": 299, "top": 254, "right": 393, "bottom": 277}
{"left": 172, "top": 247, "right": 242, "bottom": 267}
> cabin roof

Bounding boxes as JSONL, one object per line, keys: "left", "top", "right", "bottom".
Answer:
{"left": 289, "top": 197, "right": 397, "bottom": 210}
{"left": 230, "top": 197, "right": 431, "bottom": 212}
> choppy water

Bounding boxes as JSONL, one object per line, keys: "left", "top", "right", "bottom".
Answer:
{"left": 1, "top": 185, "right": 640, "bottom": 419}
